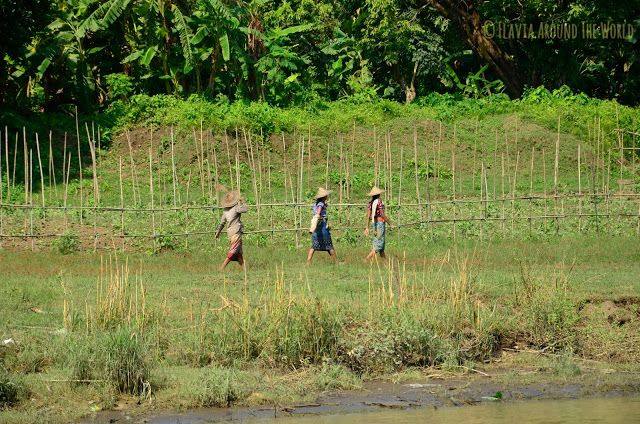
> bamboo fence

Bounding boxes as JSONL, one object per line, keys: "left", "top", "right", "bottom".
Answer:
{"left": 0, "top": 117, "right": 638, "bottom": 251}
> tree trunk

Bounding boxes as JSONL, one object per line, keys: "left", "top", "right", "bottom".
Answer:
{"left": 427, "top": 0, "right": 524, "bottom": 98}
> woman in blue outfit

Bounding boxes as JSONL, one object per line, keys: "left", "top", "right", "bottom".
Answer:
{"left": 307, "top": 187, "right": 337, "bottom": 264}
{"left": 364, "top": 186, "right": 390, "bottom": 260}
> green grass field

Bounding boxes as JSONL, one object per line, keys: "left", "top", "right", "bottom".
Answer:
{"left": 1, "top": 234, "right": 639, "bottom": 422}
{"left": 1, "top": 95, "right": 640, "bottom": 422}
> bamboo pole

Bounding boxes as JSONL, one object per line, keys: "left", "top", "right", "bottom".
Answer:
{"left": 119, "top": 156, "right": 125, "bottom": 251}
{"left": 382, "top": 131, "right": 388, "bottom": 195}
{"left": 224, "top": 130, "right": 233, "bottom": 191}
{"left": 268, "top": 149, "right": 272, "bottom": 196}
{"left": 200, "top": 122, "right": 207, "bottom": 196}
{"left": 452, "top": 127, "right": 457, "bottom": 240}
{"left": 212, "top": 139, "right": 220, "bottom": 205}
{"left": 205, "top": 132, "right": 213, "bottom": 205}
{"left": 29, "top": 149, "right": 34, "bottom": 250}
{"left": 387, "top": 131, "right": 393, "bottom": 198}
{"left": 4, "top": 129, "right": 9, "bottom": 202}
{"left": 282, "top": 133, "right": 289, "bottom": 204}
{"left": 374, "top": 127, "right": 379, "bottom": 186}
{"left": 235, "top": 133, "right": 240, "bottom": 191}
{"left": 308, "top": 124, "right": 312, "bottom": 189}
{"left": 185, "top": 170, "right": 192, "bottom": 249}
{"left": 500, "top": 152, "right": 505, "bottom": 233}
{"left": 472, "top": 120, "right": 478, "bottom": 191}
{"left": 193, "top": 128, "right": 204, "bottom": 199}
{"left": 437, "top": 121, "right": 442, "bottom": 181}
{"left": 578, "top": 144, "right": 583, "bottom": 232}
{"left": 125, "top": 130, "right": 138, "bottom": 205}
{"left": 398, "top": 146, "right": 403, "bottom": 242}
{"left": 529, "top": 146, "right": 534, "bottom": 236}
{"left": 511, "top": 150, "right": 519, "bottom": 232}
{"left": 149, "top": 148, "right": 156, "bottom": 252}
{"left": 35, "top": 133, "right": 45, "bottom": 208}
{"left": 257, "top": 139, "right": 264, "bottom": 229}
{"left": 325, "top": 140, "right": 330, "bottom": 189}
{"left": 85, "top": 123, "right": 99, "bottom": 205}
{"left": 542, "top": 147, "right": 548, "bottom": 231}
{"left": 75, "top": 109, "right": 83, "bottom": 224}
{"left": 250, "top": 131, "right": 261, "bottom": 227}
{"left": 64, "top": 152, "right": 70, "bottom": 230}
{"left": 23, "top": 127, "right": 28, "bottom": 206}
{"left": 12, "top": 132, "right": 17, "bottom": 193}
{"left": 554, "top": 117, "right": 560, "bottom": 234}
{"left": 48, "top": 131, "right": 57, "bottom": 201}
{"left": 413, "top": 127, "right": 422, "bottom": 221}
{"left": 299, "top": 136, "right": 305, "bottom": 242}
{"left": 349, "top": 124, "right": 355, "bottom": 200}
{"left": 493, "top": 129, "right": 498, "bottom": 199}
{"left": 170, "top": 127, "right": 177, "bottom": 207}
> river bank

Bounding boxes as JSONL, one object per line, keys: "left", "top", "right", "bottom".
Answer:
{"left": 90, "top": 353, "right": 640, "bottom": 423}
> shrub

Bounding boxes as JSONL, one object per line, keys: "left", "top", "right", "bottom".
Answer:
{"left": 313, "top": 364, "right": 362, "bottom": 391}
{"left": 103, "top": 329, "right": 151, "bottom": 395}
{"left": 194, "top": 367, "right": 253, "bottom": 407}
{"left": 53, "top": 231, "right": 80, "bottom": 254}
{"left": 0, "top": 371, "right": 27, "bottom": 409}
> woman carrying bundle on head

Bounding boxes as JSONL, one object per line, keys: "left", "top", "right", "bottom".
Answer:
{"left": 215, "top": 190, "right": 249, "bottom": 270}
{"left": 364, "top": 186, "right": 390, "bottom": 260}
{"left": 307, "top": 187, "right": 337, "bottom": 264}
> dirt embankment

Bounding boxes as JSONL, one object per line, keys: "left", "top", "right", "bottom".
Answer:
{"left": 90, "top": 363, "right": 640, "bottom": 424}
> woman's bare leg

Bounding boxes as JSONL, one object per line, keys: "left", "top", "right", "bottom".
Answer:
{"left": 365, "top": 250, "right": 376, "bottom": 261}
{"left": 219, "top": 257, "right": 232, "bottom": 271}
{"left": 307, "top": 249, "right": 315, "bottom": 263}
{"left": 237, "top": 255, "right": 244, "bottom": 270}
{"left": 328, "top": 249, "right": 337, "bottom": 262}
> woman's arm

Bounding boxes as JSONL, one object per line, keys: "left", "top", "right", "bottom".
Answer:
{"left": 215, "top": 215, "right": 227, "bottom": 239}
{"left": 364, "top": 205, "right": 371, "bottom": 235}
{"left": 235, "top": 201, "right": 249, "bottom": 214}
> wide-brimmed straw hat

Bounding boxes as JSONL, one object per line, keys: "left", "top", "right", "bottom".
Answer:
{"left": 368, "top": 186, "right": 384, "bottom": 197}
{"left": 221, "top": 190, "right": 241, "bottom": 208}
{"left": 315, "top": 187, "right": 332, "bottom": 200}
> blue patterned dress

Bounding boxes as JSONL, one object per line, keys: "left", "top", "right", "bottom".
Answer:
{"left": 311, "top": 201, "right": 334, "bottom": 251}
{"left": 368, "top": 199, "right": 386, "bottom": 253}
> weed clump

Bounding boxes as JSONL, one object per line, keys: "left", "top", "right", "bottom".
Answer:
{"left": 0, "top": 371, "right": 27, "bottom": 409}
{"left": 103, "top": 329, "right": 151, "bottom": 395}
{"left": 67, "top": 330, "right": 152, "bottom": 395}
{"left": 53, "top": 231, "right": 80, "bottom": 254}
{"left": 193, "top": 366, "right": 254, "bottom": 407}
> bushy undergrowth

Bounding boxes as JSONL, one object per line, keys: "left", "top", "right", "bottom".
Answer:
{"left": 0, "top": 371, "right": 22, "bottom": 409}
{"left": 67, "top": 329, "right": 152, "bottom": 395}
{"left": 99, "top": 88, "right": 639, "bottom": 148}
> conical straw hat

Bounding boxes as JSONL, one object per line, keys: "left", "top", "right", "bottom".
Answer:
{"left": 315, "top": 187, "right": 332, "bottom": 200}
{"left": 367, "top": 186, "right": 384, "bottom": 196}
{"left": 221, "top": 190, "right": 241, "bottom": 208}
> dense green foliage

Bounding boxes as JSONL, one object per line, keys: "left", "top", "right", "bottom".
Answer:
{"left": 1, "top": 0, "right": 638, "bottom": 114}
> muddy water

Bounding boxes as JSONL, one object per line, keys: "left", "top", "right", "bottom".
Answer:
{"left": 243, "top": 396, "right": 640, "bottom": 424}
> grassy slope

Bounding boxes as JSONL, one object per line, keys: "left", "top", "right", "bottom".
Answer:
{"left": 1, "top": 236, "right": 640, "bottom": 422}
{"left": 1, "top": 93, "right": 640, "bottom": 422}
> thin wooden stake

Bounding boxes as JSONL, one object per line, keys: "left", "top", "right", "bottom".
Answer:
{"left": 413, "top": 126, "right": 422, "bottom": 220}
{"left": 119, "top": 156, "right": 125, "bottom": 251}
{"left": 149, "top": 148, "right": 156, "bottom": 252}
{"left": 170, "top": 127, "right": 177, "bottom": 207}
{"left": 35, "top": 134, "right": 45, "bottom": 208}
{"left": 85, "top": 123, "right": 99, "bottom": 204}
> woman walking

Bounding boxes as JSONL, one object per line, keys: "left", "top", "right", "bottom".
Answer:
{"left": 307, "top": 187, "right": 337, "bottom": 264}
{"left": 364, "top": 186, "right": 390, "bottom": 260}
{"left": 215, "top": 190, "right": 249, "bottom": 270}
